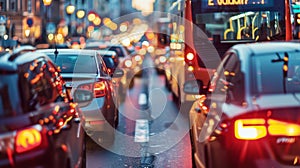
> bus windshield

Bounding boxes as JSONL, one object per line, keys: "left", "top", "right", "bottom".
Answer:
{"left": 192, "top": 0, "right": 286, "bottom": 42}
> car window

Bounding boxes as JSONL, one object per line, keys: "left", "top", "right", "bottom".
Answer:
{"left": 102, "top": 56, "right": 116, "bottom": 69}
{"left": 48, "top": 54, "right": 97, "bottom": 73}
{"left": 251, "top": 51, "right": 300, "bottom": 94}
{"left": 0, "top": 72, "right": 21, "bottom": 117}
{"left": 97, "top": 53, "right": 109, "bottom": 76}
{"left": 108, "top": 46, "right": 128, "bottom": 57}
{"left": 223, "top": 54, "right": 245, "bottom": 105}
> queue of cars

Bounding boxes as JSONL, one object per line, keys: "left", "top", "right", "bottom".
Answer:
{"left": 0, "top": 48, "right": 86, "bottom": 168}
{"left": 183, "top": 41, "right": 300, "bottom": 167}
{"left": 0, "top": 38, "right": 135, "bottom": 167}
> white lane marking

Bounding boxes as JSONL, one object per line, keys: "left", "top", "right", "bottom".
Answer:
{"left": 134, "top": 119, "right": 149, "bottom": 143}
{"left": 138, "top": 93, "right": 147, "bottom": 105}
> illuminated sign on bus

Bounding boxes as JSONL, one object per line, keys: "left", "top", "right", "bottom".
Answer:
{"left": 207, "top": 0, "right": 267, "bottom": 6}
{"left": 195, "top": 0, "right": 274, "bottom": 12}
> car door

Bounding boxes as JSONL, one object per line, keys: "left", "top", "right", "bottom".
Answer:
{"left": 192, "top": 53, "right": 237, "bottom": 167}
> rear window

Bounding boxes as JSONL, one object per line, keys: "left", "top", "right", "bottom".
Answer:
{"left": 48, "top": 54, "right": 97, "bottom": 73}
{"left": 251, "top": 51, "right": 300, "bottom": 94}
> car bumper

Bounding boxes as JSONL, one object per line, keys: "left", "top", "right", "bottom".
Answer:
{"left": 207, "top": 136, "right": 300, "bottom": 168}
{"left": 79, "top": 97, "right": 112, "bottom": 133}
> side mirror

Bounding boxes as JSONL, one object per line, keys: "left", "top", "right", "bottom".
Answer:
{"left": 183, "top": 80, "right": 205, "bottom": 95}
{"left": 112, "top": 68, "right": 124, "bottom": 78}
{"left": 73, "top": 89, "right": 93, "bottom": 106}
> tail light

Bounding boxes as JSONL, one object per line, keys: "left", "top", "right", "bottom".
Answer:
{"left": 234, "top": 119, "right": 267, "bottom": 140}
{"left": 15, "top": 125, "right": 43, "bottom": 153}
{"left": 268, "top": 119, "right": 300, "bottom": 136}
{"left": 79, "top": 81, "right": 106, "bottom": 98}
{"left": 234, "top": 118, "right": 300, "bottom": 140}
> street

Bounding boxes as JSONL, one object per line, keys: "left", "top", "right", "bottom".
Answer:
{"left": 86, "top": 54, "right": 192, "bottom": 168}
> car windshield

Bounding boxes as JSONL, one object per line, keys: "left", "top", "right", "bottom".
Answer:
{"left": 47, "top": 54, "right": 97, "bottom": 73}
{"left": 251, "top": 51, "right": 300, "bottom": 94}
{"left": 0, "top": 73, "right": 22, "bottom": 117}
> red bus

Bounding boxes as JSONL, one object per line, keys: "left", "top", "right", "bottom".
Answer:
{"left": 166, "top": 0, "right": 293, "bottom": 107}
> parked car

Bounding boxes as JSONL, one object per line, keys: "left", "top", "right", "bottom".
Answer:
{"left": 184, "top": 41, "right": 300, "bottom": 168}
{"left": 36, "top": 49, "right": 124, "bottom": 145}
{"left": 0, "top": 50, "right": 86, "bottom": 168}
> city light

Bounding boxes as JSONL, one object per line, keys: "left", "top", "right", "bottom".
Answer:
{"left": 43, "top": 0, "right": 52, "bottom": 6}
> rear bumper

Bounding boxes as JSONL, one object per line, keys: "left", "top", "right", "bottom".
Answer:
{"left": 208, "top": 136, "right": 300, "bottom": 168}
{"left": 79, "top": 98, "right": 114, "bottom": 133}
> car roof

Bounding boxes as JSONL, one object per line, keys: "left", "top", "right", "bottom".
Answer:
{"left": 36, "top": 48, "right": 116, "bottom": 56}
{"left": 0, "top": 51, "right": 49, "bottom": 71}
{"left": 232, "top": 41, "right": 300, "bottom": 58}
{"left": 36, "top": 48, "right": 98, "bottom": 55}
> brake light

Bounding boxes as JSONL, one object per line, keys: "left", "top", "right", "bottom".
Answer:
{"left": 94, "top": 81, "right": 106, "bottom": 97}
{"left": 15, "top": 126, "right": 42, "bottom": 153}
{"left": 234, "top": 119, "right": 267, "bottom": 140}
{"left": 268, "top": 119, "right": 300, "bottom": 136}
{"left": 186, "top": 52, "right": 194, "bottom": 61}
{"left": 79, "top": 81, "right": 106, "bottom": 98}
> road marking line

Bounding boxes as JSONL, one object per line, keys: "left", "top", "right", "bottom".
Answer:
{"left": 134, "top": 119, "right": 149, "bottom": 143}
{"left": 138, "top": 93, "right": 147, "bottom": 105}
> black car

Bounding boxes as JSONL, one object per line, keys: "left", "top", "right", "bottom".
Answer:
{"left": 0, "top": 50, "right": 86, "bottom": 168}
{"left": 185, "top": 41, "right": 300, "bottom": 168}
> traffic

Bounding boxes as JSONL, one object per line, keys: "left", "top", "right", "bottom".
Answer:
{"left": 0, "top": 0, "right": 300, "bottom": 168}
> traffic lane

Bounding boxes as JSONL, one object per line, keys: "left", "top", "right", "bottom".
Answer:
{"left": 86, "top": 55, "right": 192, "bottom": 167}
{"left": 144, "top": 68, "right": 192, "bottom": 168}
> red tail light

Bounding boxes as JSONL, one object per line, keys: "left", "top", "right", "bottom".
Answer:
{"left": 234, "top": 118, "right": 300, "bottom": 140}
{"left": 94, "top": 81, "right": 106, "bottom": 97}
{"left": 234, "top": 119, "right": 267, "bottom": 140}
{"left": 15, "top": 125, "right": 43, "bottom": 153}
{"left": 79, "top": 81, "right": 107, "bottom": 98}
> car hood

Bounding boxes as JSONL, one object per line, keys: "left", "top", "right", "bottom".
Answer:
{"left": 253, "top": 93, "right": 300, "bottom": 109}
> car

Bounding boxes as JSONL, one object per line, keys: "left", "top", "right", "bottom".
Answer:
{"left": 184, "top": 41, "right": 300, "bottom": 168}
{"left": 0, "top": 49, "right": 86, "bottom": 168}
{"left": 35, "top": 49, "right": 124, "bottom": 146}
{"left": 84, "top": 42, "right": 136, "bottom": 88}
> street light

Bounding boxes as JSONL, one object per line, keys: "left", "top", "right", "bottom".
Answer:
{"left": 42, "top": 0, "right": 53, "bottom": 43}
{"left": 66, "top": 4, "right": 75, "bottom": 36}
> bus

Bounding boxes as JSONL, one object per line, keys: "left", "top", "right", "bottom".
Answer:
{"left": 165, "top": 0, "right": 293, "bottom": 107}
